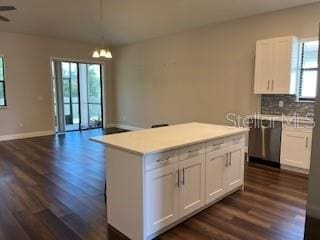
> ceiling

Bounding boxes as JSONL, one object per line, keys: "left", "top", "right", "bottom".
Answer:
{"left": 0, "top": 0, "right": 319, "bottom": 46}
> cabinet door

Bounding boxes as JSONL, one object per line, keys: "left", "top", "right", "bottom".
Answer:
{"left": 272, "top": 37, "right": 292, "bottom": 93}
{"left": 280, "top": 130, "right": 312, "bottom": 169}
{"left": 205, "top": 150, "right": 227, "bottom": 204}
{"left": 145, "top": 162, "right": 180, "bottom": 235}
{"left": 179, "top": 155, "right": 205, "bottom": 218}
{"left": 254, "top": 39, "right": 273, "bottom": 94}
{"left": 225, "top": 146, "right": 244, "bottom": 192}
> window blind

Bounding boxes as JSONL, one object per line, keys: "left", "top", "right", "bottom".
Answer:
{"left": 0, "top": 56, "right": 6, "bottom": 106}
{"left": 299, "top": 41, "right": 319, "bottom": 100}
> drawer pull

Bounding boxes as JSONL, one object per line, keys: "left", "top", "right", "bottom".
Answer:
{"left": 212, "top": 142, "right": 224, "bottom": 147}
{"left": 156, "top": 156, "right": 173, "bottom": 163}
{"left": 188, "top": 148, "right": 201, "bottom": 154}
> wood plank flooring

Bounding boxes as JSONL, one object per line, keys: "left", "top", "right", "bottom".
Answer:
{"left": 0, "top": 129, "right": 308, "bottom": 240}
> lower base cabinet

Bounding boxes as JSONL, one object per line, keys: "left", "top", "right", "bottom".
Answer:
{"left": 205, "top": 149, "right": 227, "bottom": 204}
{"left": 280, "top": 125, "right": 312, "bottom": 171}
{"left": 205, "top": 144, "right": 244, "bottom": 204}
{"left": 226, "top": 146, "right": 245, "bottom": 191}
{"left": 145, "top": 162, "right": 180, "bottom": 235}
{"left": 146, "top": 135, "right": 245, "bottom": 238}
{"left": 179, "top": 155, "right": 205, "bottom": 218}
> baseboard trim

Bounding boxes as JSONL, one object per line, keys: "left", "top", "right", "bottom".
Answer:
{"left": 107, "top": 123, "right": 143, "bottom": 131}
{"left": 281, "top": 164, "right": 309, "bottom": 175}
{"left": 0, "top": 130, "right": 55, "bottom": 142}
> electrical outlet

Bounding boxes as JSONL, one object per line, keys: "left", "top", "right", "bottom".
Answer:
{"left": 279, "top": 101, "right": 284, "bottom": 108}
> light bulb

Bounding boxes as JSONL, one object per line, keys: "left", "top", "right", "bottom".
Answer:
{"left": 92, "top": 50, "right": 100, "bottom": 58}
{"left": 99, "top": 49, "right": 108, "bottom": 58}
{"left": 105, "top": 49, "right": 112, "bottom": 58}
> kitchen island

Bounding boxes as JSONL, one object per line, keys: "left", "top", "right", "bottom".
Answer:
{"left": 91, "top": 122, "right": 248, "bottom": 240}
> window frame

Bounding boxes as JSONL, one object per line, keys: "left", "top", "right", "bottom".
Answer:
{"left": 298, "top": 38, "right": 319, "bottom": 102}
{"left": 0, "top": 55, "right": 7, "bottom": 108}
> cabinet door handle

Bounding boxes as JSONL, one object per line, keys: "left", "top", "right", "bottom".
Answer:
{"left": 229, "top": 152, "right": 232, "bottom": 166}
{"left": 271, "top": 80, "right": 274, "bottom": 90}
{"left": 306, "top": 137, "right": 309, "bottom": 148}
{"left": 182, "top": 168, "right": 185, "bottom": 185}
{"left": 225, "top": 154, "right": 229, "bottom": 167}
{"left": 176, "top": 169, "right": 180, "bottom": 187}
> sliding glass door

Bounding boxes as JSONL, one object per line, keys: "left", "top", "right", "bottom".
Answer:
{"left": 79, "top": 64, "right": 103, "bottom": 130}
{"left": 52, "top": 60, "right": 103, "bottom": 133}
{"left": 62, "top": 62, "right": 80, "bottom": 131}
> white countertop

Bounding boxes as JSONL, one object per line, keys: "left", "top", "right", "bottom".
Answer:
{"left": 91, "top": 122, "right": 248, "bottom": 155}
{"left": 248, "top": 114, "right": 314, "bottom": 125}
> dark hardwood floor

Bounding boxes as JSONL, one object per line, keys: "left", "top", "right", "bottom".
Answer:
{"left": 0, "top": 129, "right": 308, "bottom": 240}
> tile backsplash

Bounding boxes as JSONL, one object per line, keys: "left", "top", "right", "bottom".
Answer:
{"left": 261, "top": 95, "right": 314, "bottom": 116}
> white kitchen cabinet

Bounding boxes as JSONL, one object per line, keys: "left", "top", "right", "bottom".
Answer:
{"left": 225, "top": 145, "right": 245, "bottom": 192}
{"left": 281, "top": 125, "right": 312, "bottom": 171}
{"left": 145, "top": 162, "right": 180, "bottom": 235}
{"left": 205, "top": 149, "right": 227, "bottom": 204}
{"left": 254, "top": 39, "right": 273, "bottom": 93}
{"left": 179, "top": 155, "right": 205, "bottom": 217}
{"left": 254, "top": 36, "right": 299, "bottom": 94}
{"left": 145, "top": 135, "right": 245, "bottom": 238}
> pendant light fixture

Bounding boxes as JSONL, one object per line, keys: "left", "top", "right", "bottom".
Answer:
{"left": 92, "top": 0, "right": 112, "bottom": 59}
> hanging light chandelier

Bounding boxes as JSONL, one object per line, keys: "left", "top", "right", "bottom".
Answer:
{"left": 92, "top": 0, "right": 112, "bottom": 59}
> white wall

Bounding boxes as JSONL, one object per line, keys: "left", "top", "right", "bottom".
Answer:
{"left": 112, "top": 3, "right": 320, "bottom": 128}
{"left": 0, "top": 32, "right": 114, "bottom": 137}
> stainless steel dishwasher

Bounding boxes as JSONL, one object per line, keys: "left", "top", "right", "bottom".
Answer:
{"left": 248, "top": 119, "right": 282, "bottom": 166}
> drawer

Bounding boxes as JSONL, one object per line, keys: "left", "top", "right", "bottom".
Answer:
{"left": 283, "top": 125, "right": 313, "bottom": 133}
{"left": 228, "top": 134, "right": 245, "bottom": 146}
{"left": 206, "top": 138, "right": 227, "bottom": 153}
{"left": 180, "top": 143, "right": 206, "bottom": 161}
{"left": 145, "top": 150, "right": 179, "bottom": 171}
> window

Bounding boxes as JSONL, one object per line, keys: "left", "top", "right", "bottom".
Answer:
{"left": 0, "top": 56, "right": 7, "bottom": 107}
{"left": 298, "top": 40, "right": 319, "bottom": 101}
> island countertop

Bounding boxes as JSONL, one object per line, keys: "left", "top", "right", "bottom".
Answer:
{"left": 91, "top": 122, "right": 248, "bottom": 155}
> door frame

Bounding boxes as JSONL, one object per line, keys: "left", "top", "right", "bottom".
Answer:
{"left": 49, "top": 57, "right": 107, "bottom": 133}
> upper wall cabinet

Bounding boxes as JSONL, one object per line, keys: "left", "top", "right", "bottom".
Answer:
{"left": 254, "top": 36, "right": 299, "bottom": 94}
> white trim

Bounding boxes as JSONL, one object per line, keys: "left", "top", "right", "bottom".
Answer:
{"left": 0, "top": 130, "right": 54, "bottom": 142}
{"left": 107, "top": 123, "right": 144, "bottom": 131}
{"left": 300, "top": 36, "right": 319, "bottom": 42}
{"left": 49, "top": 60, "right": 56, "bottom": 133}
{"left": 281, "top": 164, "right": 309, "bottom": 175}
{"left": 50, "top": 56, "right": 106, "bottom": 65}
{"left": 49, "top": 57, "right": 107, "bottom": 132}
